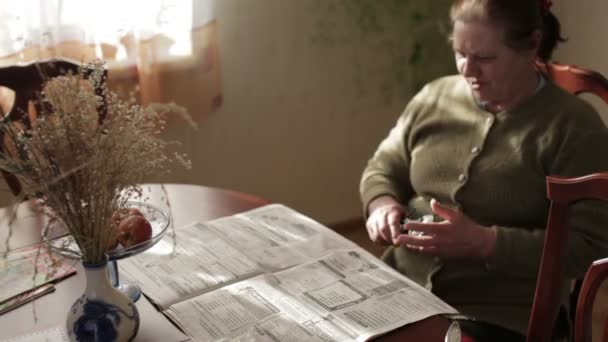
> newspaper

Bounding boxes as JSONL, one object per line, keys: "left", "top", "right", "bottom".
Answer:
{"left": 120, "top": 204, "right": 458, "bottom": 341}
{"left": 119, "top": 204, "right": 356, "bottom": 309}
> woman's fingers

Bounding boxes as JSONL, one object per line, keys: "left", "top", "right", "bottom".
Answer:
{"left": 366, "top": 215, "right": 383, "bottom": 242}
{"left": 430, "top": 198, "right": 459, "bottom": 223}
{"left": 387, "top": 210, "right": 403, "bottom": 243}
{"left": 396, "top": 233, "right": 435, "bottom": 247}
{"left": 403, "top": 222, "right": 445, "bottom": 236}
{"left": 366, "top": 204, "right": 405, "bottom": 245}
{"left": 366, "top": 220, "right": 379, "bottom": 241}
{"left": 377, "top": 221, "right": 392, "bottom": 243}
{"left": 366, "top": 211, "right": 391, "bottom": 244}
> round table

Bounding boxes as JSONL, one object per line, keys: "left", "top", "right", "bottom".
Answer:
{"left": 0, "top": 183, "right": 451, "bottom": 341}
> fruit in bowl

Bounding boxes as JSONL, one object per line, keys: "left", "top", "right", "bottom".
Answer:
{"left": 117, "top": 215, "right": 153, "bottom": 248}
{"left": 111, "top": 207, "right": 144, "bottom": 226}
{"left": 106, "top": 207, "right": 152, "bottom": 251}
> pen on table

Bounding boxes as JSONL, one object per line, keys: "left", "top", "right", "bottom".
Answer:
{"left": 0, "top": 284, "right": 56, "bottom": 315}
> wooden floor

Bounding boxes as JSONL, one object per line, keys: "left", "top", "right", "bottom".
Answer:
{"left": 331, "top": 217, "right": 608, "bottom": 342}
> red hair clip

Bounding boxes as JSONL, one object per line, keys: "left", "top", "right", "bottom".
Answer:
{"left": 541, "top": 0, "right": 553, "bottom": 11}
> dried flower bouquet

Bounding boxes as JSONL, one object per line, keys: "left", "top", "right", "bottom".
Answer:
{"left": 0, "top": 61, "right": 193, "bottom": 264}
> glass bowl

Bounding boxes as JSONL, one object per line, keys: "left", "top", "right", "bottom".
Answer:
{"left": 41, "top": 201, "right": 170, "bottom": 261}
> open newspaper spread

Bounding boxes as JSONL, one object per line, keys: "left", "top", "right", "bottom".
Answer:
{"left": 119, "top": 204, "right": 458, "bottom": 341}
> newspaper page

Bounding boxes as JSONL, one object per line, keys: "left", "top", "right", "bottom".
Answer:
{"left": 165, "top": 275, "right": 360, "bottom": 342}
{"left": 119, "top": 222, "right": 264, "bottom": 309}
{"left": 211, "top": 204, "right": 357, "bottom": 269}
{"left": 164, "top": 246, "right": 458, "bottom": 342}
{"left": 119, "top": 204, "right": 354, "bottom": 309}
{"left": 270, "top": 247, "right": 458, "bottom": 340}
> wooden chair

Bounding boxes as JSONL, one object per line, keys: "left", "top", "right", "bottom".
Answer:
{"left": 0, "top": 59, "right": 83, "bottom": 122}
{"left": 527, "top": 174, "right": 608, "bottom": 342}
{"left": 0, "top": 58, "right": 103, "bottom": 196}
{"left": 575, "top": 257, "right": 608, "bottom": 342}
{"left": 526, "top": 63, "right": 608, "bottom": 342}
{"left": 537, "top": 61, "right": 608, "bottom": 102}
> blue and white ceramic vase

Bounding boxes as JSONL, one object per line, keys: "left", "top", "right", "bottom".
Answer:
{"left": 66, "top": 259, "right": 139, "bottom": 342}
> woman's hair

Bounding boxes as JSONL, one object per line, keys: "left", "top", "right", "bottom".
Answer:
{"left": 450, "top": 0, "right": 566, "bottom": 61}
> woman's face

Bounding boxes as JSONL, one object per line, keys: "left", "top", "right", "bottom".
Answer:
{"left": 452, "top": 20, "right": 536, "bottom": 106}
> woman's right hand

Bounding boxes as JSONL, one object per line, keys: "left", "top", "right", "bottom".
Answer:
{"left": 366, "top": 196, "right": 406, "bottom": 245}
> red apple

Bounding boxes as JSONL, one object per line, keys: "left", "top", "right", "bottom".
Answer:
{"left": 117, "top": 215, "right": 152, "bottom": 248}
{"left": 111, "top": 207, "right": 144, "bottom": 227}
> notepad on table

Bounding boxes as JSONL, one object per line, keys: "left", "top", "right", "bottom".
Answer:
{"left": 0, "top": 243, "right": 77, "bottom": 314}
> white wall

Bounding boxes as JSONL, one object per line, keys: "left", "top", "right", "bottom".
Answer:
{"left": 163, "top": 0, "right": 454, "bottom": 224}
{"left": 553, "top": 1, "right": 608, "bottom": 122}
{"left": 198, "top": 0, "right": 608, "bottom": 224}
{"left": 187, "top": 1, "right": 402, "bottom": 224}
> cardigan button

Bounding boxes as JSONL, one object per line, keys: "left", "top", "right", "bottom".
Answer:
{"left": 458, "top": 174, "right": 467, "bottom": 183}
{"left": 471, "top": 146, "right": 480, "bottom": 154}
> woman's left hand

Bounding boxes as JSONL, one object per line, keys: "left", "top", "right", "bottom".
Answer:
{"left": 395, "top": 199, "right": 497, "bottom": 259}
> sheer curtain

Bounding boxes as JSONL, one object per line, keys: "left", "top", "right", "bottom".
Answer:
{"left": 0, "top": 0, "right": 222, "bottom": 116}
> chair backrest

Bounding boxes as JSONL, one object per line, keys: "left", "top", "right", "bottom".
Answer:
{"left": 575, "top": 257, "right": 608, "bottom": 342}
{"left": 0, "top": 58, "right": 103, "bottom": 196}
{"left": 0, "top": 59, "right": 82, "bottom": 122}
{"left": 537, "top": 61, "right": 608, "bottom": 103}
{"left": 527, "top": 174, "right": 608, "bottom": 342}
{"left": 525, "top": 62, "right": 608, "bottom": 342}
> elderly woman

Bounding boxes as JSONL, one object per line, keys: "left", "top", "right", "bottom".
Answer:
{"left": 360, "top": 0, "right": 608, "bottom": 340}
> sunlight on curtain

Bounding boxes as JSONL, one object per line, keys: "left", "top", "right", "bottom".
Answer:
{"left": 0, "top": 0, "right": 192, "bottom": 63}
{"left": 0, "top": 0, "right": 222, "bottom": 117}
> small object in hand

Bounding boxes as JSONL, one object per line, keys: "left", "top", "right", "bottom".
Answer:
{"left": 403, "top": 214, "right": 435, "bottom": 236}
{"left": 117, "top": 215, "right": 152, "bottom": 248}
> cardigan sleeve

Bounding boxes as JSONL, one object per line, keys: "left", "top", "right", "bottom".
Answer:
{"left": 486, "top": 130, "right": 608, "bottom": 279}
{"left": 359, "top": 85, "right": 430, "bottom": 216}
